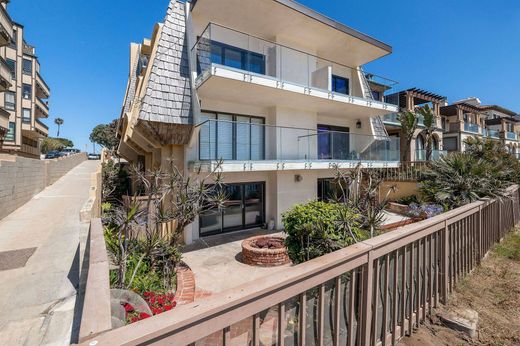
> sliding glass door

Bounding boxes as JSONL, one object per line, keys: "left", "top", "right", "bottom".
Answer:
{"left": 199, "top": 182, "right": 265, "bottom": 237}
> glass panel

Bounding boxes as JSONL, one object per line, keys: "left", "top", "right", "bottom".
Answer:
{"left": 194, "top": 329, "right": 223, "bottom": 346}
{"left": 236, "top": 116, "right": 251, "bottom": 160}
{"left": 284, "top": 297, "right": 301, "bottom": 346}
{"left": 223, "top": 46, "right": 243, "bottom": 70}
{"left": 223, "top": 185, "right": 242, "bottom": 229}
{"left": 332, "top": 131, "right": 349, "bottom": 160}
{"left": 259, "top": 306, "right": 278, "bottom": 346}
{"left": 217, "top": 114, "right": 233, "bottom": 160}
{"left": 199, "top": 113, "right": 216, "bottom": 160}
{"left": 251, "top": 118, "right": 265, "bottom": 160}
{"left": 199, "top": 209, "right": 221, "bottom": 236}
{"left": 317, "top": 127, "right": 331, "bottom": 160}
{"left": 248, "top": 52, "right": 266, "bottom": 75}
{"left": 244, "top": 183, "right": 263, "bottom": 227}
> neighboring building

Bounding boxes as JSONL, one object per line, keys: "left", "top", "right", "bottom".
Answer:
{"left": 480, "top": 104, "right": 519, "bottom": 156}
{"left": 440, "top": 98, "right": 487, "bottom": 153}
{"left": 0, "top": 1, "right": 50, "bottom": 158}
{"left": 0, "top": 0, "right": 14, "bottom": 148}
{"left": 383, "top": 88, "right": 446, "bottom": 161}
{"left": 117, "top": 0, "right": 402, "bottom": 243}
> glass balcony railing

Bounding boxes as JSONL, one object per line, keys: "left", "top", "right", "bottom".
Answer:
{"left": 416, "top": 149, "right": 447, "bottom": 161}
{"left": 196, "top": 119, "right": 400, "bottom": 163}
{"left": 463, "top": 122, "right": 480, "bottom": 134}
{"left": 192, "top": 23, "right": 399, "bottom": 106}
{"left": 383, "top": 113, "right": 428, "bottom": 127}
{"left": 487, "top": 129, "right": 500, "bottom": 138}
{"left": 506, "top": 132, "right": 517, "bottom": 140}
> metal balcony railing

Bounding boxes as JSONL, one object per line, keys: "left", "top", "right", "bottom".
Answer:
{"left": 196, "top": 119, "right": 400, "bottom": 163}
{"left": 192, "top": 23, "right": 399, "bottom": 105}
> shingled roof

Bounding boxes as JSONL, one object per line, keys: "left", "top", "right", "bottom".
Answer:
{"left": 139, "top": 0, "right": 192, "bottom": 126}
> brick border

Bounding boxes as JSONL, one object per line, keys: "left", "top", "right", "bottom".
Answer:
{"left": 175, "top": 263, "right": 196, "bottom": 304}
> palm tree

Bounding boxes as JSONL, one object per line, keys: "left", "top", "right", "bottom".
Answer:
{"left": 54, "top": 118, "right": 64, "bottom": 137}
{"left": 397, "top": 110, "right": 419, "bottom": 162}
{"left": 417, "top": 105, "right": 436, "bottom": 161}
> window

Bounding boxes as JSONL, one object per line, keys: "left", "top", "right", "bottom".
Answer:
{"left": 23, "top": 84, "right": 32, "bottom": 99}
{"left": 5, "top": 91, "right": 15, "bottom": 111}
{"left": 371, "top": 90, "right": 381, "bottom": 100}
{"left": 318, "top": 178, "right": 349, "bottom": 203}
{"left": 6, "top": 59, "right": 15, "bottom": 79}
{"left": 209, "top": 41, "right": 266, "bottom": 75}
{"left": 199, "top": 112, "right": 265, "bottom": 161}
{"left": 332, "top": 75, "right": 349, "bottom": 95}
{"left": 317, "top": 124, "right": 351, "bottom": 160}
{"left": 22, "top": 108, "right": 31, "bottom": 123}
{"left": 444, "top": 137, "right": 458, "bottom": 151}
{"left": 23, "top": 59, "right": 32, "bottom": 75}
{"left": 5, "top": 122, "right": 15, "bottom": 141}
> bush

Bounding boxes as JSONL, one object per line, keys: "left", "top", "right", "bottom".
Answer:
{"left": 283, "top": 201, "right": 367, "bottom": 264}
{"left": 419, "top": 153, "right": 507, "bottom": 210}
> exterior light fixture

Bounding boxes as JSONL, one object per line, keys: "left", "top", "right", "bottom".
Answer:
{"left": 294, "top": 174, "right": 303, "bottom": 182}
{"left": 356, "top": 120, "right": 362, "bottom": 129}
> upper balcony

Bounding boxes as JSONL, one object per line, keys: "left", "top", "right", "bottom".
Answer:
{"left": 36, "top": 72, "right": 50, "bottom": 99}
{"left": 35, "top": 97, "right": 49, "bottom": 118}
{"left": 463, "top": 122, "right": 480, "bottom": 134}
{"left": 0, "top": 4, "right": 13, "bottom": 47}
{"left": 189, "top": 118, "right": 400, "bottom": 172}
{"left": 0, "top": 56, "right": 12, "bottom": 92}
{"left": 506, "top": 131, "right": 517, "bottom": 141}
{"left": 192, "top": 23, "right": 399, "bottom": 120}
{"left": 35, "top": 118, "right": 48, "bottom": 136}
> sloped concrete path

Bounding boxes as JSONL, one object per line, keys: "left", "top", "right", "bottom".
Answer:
{"left": 0, "top": 160, "right": 98, "bottom": 345}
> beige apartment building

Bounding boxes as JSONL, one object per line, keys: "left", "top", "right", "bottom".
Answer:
{"left": 383, "top": 88, "right": 446, "bottom": 162}
{"left": 480, "top": 103, "right": 519, "bottom": 156}
{"left": 118, "top": 0, "right": 402, "bottom": 243}
{"left": 0, "top": 0, "right": 50, "bottom": 158}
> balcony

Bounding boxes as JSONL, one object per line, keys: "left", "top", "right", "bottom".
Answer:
{"left": 35, "top": 118, "right": 48, "bottom": 135}
{"left": 506, "top": 131, "right": 517, "bottom": 141}
{"left": 190, "top": 119, "right": 400, "bottom": 172}
{"left": 35, "top": 97, "right": 49, "bottom": 118}
{"left": 463, "top": 122, "right": 480, "bottom": 134}
{"left": 0, "top": 56, "right": 12, "bottom": 92}
{"left": 416, "top": 149, "right": 447, "bottom": 161}
{"left": 0, "top": 4, "right": 13, "bottom": 46}
{"left": 382, "top": 113, "right": 438, "bottom": 129}
{"left": 487, "top": 129, "right": 500, "bottom": 139}
{"left": 36, "top": 72, "right": 50, "bottom": 99}
{"left": 192, "top": 23, "right": 399, "bottom": 119}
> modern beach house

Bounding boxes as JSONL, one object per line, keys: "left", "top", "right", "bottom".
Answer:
{"left": 117, "top": 0, "right": 403, "bottom": 243}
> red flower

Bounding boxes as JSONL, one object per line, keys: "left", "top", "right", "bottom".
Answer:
{"left": 139, "top": 312, "right": 151, "bottom": 320}
{"left": 143, "top": 291, "right": 153, "bottom": 298}
{"left": 130, "top": 317, "right": 139, "bottom": 323}
{"left": 123, "top": 303, "right": 134, "bottom": 313}
{"left": 164, "top": 305, "right": 173, "bottom": 311}
{"left": 171, "top": 301, "right": 177, "bottom": 308}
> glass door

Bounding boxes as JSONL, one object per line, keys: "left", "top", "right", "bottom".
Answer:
{"left": 199, "top": 182, "right": 265, "bottom": 237}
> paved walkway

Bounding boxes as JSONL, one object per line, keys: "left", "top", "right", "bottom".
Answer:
{"left": 0, "top": 160, "right": 98, "bottom": 346}
{"left": 182, "top": 212, "right": 410, "bottom": 294}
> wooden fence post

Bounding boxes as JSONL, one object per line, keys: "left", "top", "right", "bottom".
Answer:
{"left": 477, "top": 205, "right": 482, "bottom": 265}
{"left": 441, "top": 220, "right": 449, "bottom": 304}
{"left": 361, "top": 252, "right": 374, "bottom": 346}
{"left": 498, "top": 201, "right": 502, "bottom": 242}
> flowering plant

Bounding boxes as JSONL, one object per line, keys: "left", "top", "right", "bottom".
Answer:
{"left": 122, "top": 291, "right": 177, "bottom": 324}
{"left": 408, "top": 203, "right": 444, "bottom": 219}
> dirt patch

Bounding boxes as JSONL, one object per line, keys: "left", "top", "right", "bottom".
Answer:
{"left": 400, "top": 229, "right": 520, "bottom": 346}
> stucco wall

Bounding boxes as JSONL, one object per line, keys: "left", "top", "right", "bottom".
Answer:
{"left": 0, "top": 153, "right": 87, "bottom": 220}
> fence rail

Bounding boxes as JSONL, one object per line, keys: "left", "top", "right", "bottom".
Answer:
{"left": 80, "top": 186, "right": 520, "bottom": 346}
{"left": 377, "top": 161, "right": 429, "bottom": 181}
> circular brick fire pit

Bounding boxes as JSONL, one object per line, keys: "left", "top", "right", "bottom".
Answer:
{"left": 241, "top": 235, "right": 291, "bottom": 267}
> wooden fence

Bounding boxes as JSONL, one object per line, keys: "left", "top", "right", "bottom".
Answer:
{"left": 79, "top": 185, "right": 520, "bottom": 346}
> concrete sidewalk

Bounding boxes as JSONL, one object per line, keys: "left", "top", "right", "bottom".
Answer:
{"left": 0, "top": 160, "right": 99, "bottom": 346}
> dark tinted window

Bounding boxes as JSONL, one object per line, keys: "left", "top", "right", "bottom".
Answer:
{"left": 332, "top": 75, "right": 349, "bottom": 95}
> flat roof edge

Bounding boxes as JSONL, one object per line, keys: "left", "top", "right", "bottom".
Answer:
{"left": 190, "top": 0, "right": 392, "bottom": 53}
{"left": 274, "top": 0, "right": 392, "bottom": 53}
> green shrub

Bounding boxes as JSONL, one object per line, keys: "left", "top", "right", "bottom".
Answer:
{"left": 282, "top": 201, "right": 367, "bottom": 264}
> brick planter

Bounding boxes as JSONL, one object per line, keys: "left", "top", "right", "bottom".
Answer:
{"left": 241, "top": 235, "right": 291, "bottom": 267}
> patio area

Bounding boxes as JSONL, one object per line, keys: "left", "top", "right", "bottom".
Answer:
{"left": 181, "top": 211, "right": 410, "bottom": 294}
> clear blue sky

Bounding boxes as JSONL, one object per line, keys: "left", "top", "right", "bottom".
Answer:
{"left": 8, "top": 0, "right": 520, "bottom": 151}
